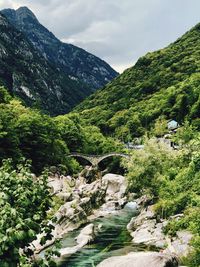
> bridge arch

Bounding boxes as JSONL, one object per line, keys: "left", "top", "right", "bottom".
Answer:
{"left": 68, "top": 154, "right": 94, "bottom": 166}
{"left": 67, "top": 153, "right": 130, "bottom": 167}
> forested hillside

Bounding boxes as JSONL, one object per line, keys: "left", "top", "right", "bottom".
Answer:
{"left": 0, "top": 86, "right": 121, "bottom": 174}
{"left": 76, "top": 22, "right": 200, "bottom": 139}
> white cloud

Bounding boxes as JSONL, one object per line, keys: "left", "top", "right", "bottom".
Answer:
{"left": 1, "top": 0, "right": 200, "bottom": 72}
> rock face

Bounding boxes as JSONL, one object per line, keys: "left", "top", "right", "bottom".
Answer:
{"left": 165, "top": 231, "right": 193, "bottom": 258}
{"left": 128, "top": 206, "right": 167, "bottom": 249}
{"left": 88, "top": 173, "right": 128, "bottom": 216}
{"left": 75, "top": 223, "right": 94, "bottom": 246}
{"left": 1, "top": 7, "right": 118, "bottom": 91}
{"left": 102, "top": 173, "right": 127, "bottom": 202}
{"left": 127, "top": 203, "right": 192, "bottom": 258}
{"left": 97, "top": 252, "right": 178, "bottom": 267}
{"left": 0, "top": 13, "right": 94, "bottom": 115}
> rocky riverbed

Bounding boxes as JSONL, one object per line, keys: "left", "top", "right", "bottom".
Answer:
{"left": 127, "top": 196, "right": 192, "bottom": 259}
{"left": 32, "top": 167, "right": 192, "bottom": 266}
{"left": 96, "top": 195, "right": 192, "bottom": 267}
{"left": 32, "top": 167, "right": 128, "bottom": 255}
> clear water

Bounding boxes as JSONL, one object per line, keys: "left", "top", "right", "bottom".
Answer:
{"left": 59, "top": 209, "right": 146, "bottom": 267}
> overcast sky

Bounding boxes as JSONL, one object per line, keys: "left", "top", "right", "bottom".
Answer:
{"left": 0, "top": 0, "right": 200, "bottom": 73}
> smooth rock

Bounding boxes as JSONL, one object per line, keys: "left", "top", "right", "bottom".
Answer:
{"left": 133, "top": 206, "right": 155, "bottom": 227}
{"left": 97, "top": 252, "right": 178, "bottom": 267}
{"left": 128, "top": 205, "right": 167, "bottom": 248}
{"left": 75, "top": 223, "right": 94, "bottom": 246}
{"left": 59, "top": 223, "right": 95, "bottom": 258}
{"left": 102, "top": 173, "right": 127, "bottom": 203}
{"left": 131, "top": 219, "right": 166, "bottom": 248}
{"left": 59, "top": 245, "right": 80, "bottom": 258}
{"left": 124, "top": 201, "right": 138, "bottom": 211}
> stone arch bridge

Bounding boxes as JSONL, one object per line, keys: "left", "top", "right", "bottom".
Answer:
{"left": 67, "top": 152, "right": 130, "bottom": 167}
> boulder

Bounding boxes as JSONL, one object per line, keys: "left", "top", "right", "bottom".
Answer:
{"left": 59, "top": 245, "right": 80, "bottom": 258}
{"left": 97, "top": 252, "right": 178, "bottom": 267}
{"left": 75, "top": 223, "right": 94, "bottom": 246}
{"left": 127, "top": 205, "right": 192, "bottom": 257}
{"left": 59, "top": 223, "right": 95, "bottom": 258}
{"left": 164, "top": 231, "right": 193, "bottom": 257}
{"left": 102, "top": 173, "right": 127, "bottom": 203}
{"left": 48, "top": 176, "right": 63, "bottom": 194}
{"left": 124, "top": 201, "right": 138, "bottom": 211}
{"left": 133, "top": 206, "right": 156, "bottom": 227}
{"left": 131, "top": 219, "right": 167, "bottom": 248}
{"left": 127, "top": 205, "right": 167, "bottom": 249}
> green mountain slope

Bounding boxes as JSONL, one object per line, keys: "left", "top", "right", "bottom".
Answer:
{"left": 76, "top": 23, "right": 200, "bottom": 138}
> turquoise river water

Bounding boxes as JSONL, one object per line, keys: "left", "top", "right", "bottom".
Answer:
{"left": 59, "top": 208, "right": 146, "bottom": 267}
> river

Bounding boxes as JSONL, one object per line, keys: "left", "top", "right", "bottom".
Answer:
{"left": 58, "top": 207, "right": 146, "bottom": 267}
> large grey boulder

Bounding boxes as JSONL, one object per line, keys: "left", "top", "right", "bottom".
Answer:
{"left": 97, "top": 252, "right": 178, "bottom": 267}
{"left": 127, "top": 206, "right": 167, "bottom": 249}
{"left": 75, "top": 223, "right": 94, "bottom": 246}
{"left": 131, "top": 219, "right": 167, "bottom": 248}
{"left": 164, "top": 231, "right": 193, "bottom": 257}
{"left": 102, "top": 173, "right": 127, "bottom": 202}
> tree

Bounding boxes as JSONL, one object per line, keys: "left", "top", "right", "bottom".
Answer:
{"left": 0, "top": 160, "right": 52, "bottom": 266}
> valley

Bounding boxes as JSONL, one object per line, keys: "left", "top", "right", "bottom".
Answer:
{"left": 0, "top": 4, "right": 199, "bottom": 267}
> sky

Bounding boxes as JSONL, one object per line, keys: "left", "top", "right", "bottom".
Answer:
{"left": 0, "top": 0, "right": 200, "bottom": 73}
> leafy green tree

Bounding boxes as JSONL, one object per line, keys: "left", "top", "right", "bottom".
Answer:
{"left": 152, "top": 117, "right": 168, "bottom": 137}
{"left": 123, "top": 138, "right": 178, "bottom": 197}
{"left": 54, "top": 113, "right": 85, "bottom": 152}
{"left": 0, "top": 160, "right": 53, "bottom": 266}
{"left": 0, "top": 86, "right": 11, "bottom": 103}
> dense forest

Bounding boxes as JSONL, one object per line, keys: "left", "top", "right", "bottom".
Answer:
{"left": 0, "top": 86, "right": 121, "bottom": 174}
{"left": 76, "top": 22, "right": 200, "bottom": 140}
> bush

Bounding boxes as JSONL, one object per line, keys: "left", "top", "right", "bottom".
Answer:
{"left": 0, "top": 160, "right": 52, "bottom": 265}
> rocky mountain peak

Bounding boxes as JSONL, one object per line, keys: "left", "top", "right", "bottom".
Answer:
{"left": 1, "top": 6, "right": 118, "bottom": 90}
{"left": 1, "top": 6, "right": 39, "bottom": 28}
{"left": 16, "top": 6, "right": 38, "bottom": 21}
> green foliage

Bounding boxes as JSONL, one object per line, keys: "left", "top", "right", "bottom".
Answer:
{"left": 124, "top": 131, "right": 200, "bottom": 266}
{"left": 76, "top": 23, "right": 200, "bottom": 139}
{"left": 0, "top": 89, "right": 120, "bottom": 173}
{"left": 82, "top": 125, "right": 123, "bottom": 154}
{"left": 124, "top": 138, "right": 179, "bottom": 197}
{"left": 0, "top": 86, "right": 11, "bottom": 103}
{"left": 0, "top": 159, "right": 52, "bottom": 266}
{"left": 151, "top": 117, "right": 168, "bottom": 137}
{"left": 53, "top": 113, "right": 85, "bottom": 152}
{"left": 0, "top": 99, "right": 69, "bottom": 173}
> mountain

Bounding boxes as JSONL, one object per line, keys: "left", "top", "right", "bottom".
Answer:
{"left": 0, "top": 13, "right": 97, "bottom": 115}
{"left": 1, "top": 6, "right": 118, "bottom": 90}
{"left": 75, "top": 23, "right": 200, "bottom": 138}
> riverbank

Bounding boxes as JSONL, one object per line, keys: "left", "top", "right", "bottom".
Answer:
{"left": 32, "top": 169, "right": 129, "bottom": 256}
{"left": 33, "top": 167, "right": 192, "bottom": 266}
{"left": 127, "top": 196, "right": 192, "bottom": 258}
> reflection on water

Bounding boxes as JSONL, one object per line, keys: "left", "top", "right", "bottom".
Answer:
{"left": 59, "top": 208, "right": 145, "bottom": 267}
